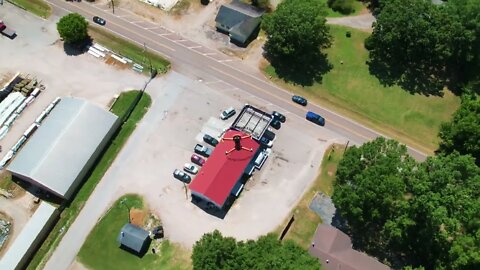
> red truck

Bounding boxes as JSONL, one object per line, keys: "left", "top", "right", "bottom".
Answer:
{"left": 0, "top": 20, "right": 16, "bottom": 38}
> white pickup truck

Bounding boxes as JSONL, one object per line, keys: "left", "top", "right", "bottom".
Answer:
{"left": 0, "top": 20, "right": 16, "bottom": 38}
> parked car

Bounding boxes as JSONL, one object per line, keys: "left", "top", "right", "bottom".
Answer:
{"left": 263, "top": 129, "right": 276, "bottom": 141}
{"left": 272, "top": 111, "right": 286, "bottom": 123}
{"left": 306, "top": 111, "right": 325, "bottom": 126}
{"left": 93, "top": 16, "right": 106, "bottom": 26}
{"left": 203, "top": 134, "right": 219, "bottom": 146}
{"left": 191, "top": 154, "right": 205, "bottom": 166}
{"left": 259, "top": 137, "right": 273, "bottom": 148}
{"left": 184, "top": 163, "right": 199, "bottom": 174}
{"left": 194, "top": 144, "right": 213, "bottom": 157}
{"left": 270, "top": 119, "right": 281, "bottom": 130}
{"left": 292, "top": 95, "right": 308, "bottom": 106}
{"left": 173, "top": 169, "right": 191, "bottom": 183}
{"left": 220, "top": 107, "right": 236, "bottom": 120}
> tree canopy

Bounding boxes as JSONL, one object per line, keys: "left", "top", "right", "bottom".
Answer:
{"left": 438, "top": 94, "right": 480, "bottom": 165}
{"left": 332, "top": 137, "right": 480, "bottom": 269}
{"left": 366, "top": 0, "right": 478, "bottom": 95}
{"left": 262, "top": 0, "right": 332, "bottom": 85}
{"left": 191, "top": 230, "right": 321, "bottom": 270}
{"left": 57, "top": 13, "right": 88, "bottom": 44}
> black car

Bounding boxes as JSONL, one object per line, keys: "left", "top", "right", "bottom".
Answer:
{"left": 259, "top": 137, "right": 273, "bottom": 147}
{"left": 272, "top": 111, "right": 286, "bottom": 123}
{"left": 292, "top": 95, "right": 307, "bottom": 106}
{"left": 194, "top": 144, "right": 213, "bottom": 157}
{"left": 173, "top": 169, "right": 191, "bottom": 183}
{"left": 270, "top": 119, "right": 281, "bottom": 130}
{"left": 93, "top": 16, "right": 106, "bottom": 26}
{"left": 263, "top": 129, "right": 276, "bottom": 141}
{"left": 203, "top": 134, "right": 219, "bottom": 146}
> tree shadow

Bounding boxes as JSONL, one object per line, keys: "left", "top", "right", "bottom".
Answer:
{"left": 62, "top": 36, "right": 93, "bottom": 56}
{"left": 367, "top": 57, "right": 446, "bottom": 97}
{"left": 264, "top": 49, "right": 332, "bottom": 86}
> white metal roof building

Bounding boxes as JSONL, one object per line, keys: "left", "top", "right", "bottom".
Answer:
{"left": 0, "top": 202, "right": 59, "bottom": 270}
{"left": 7, "top": 97, "right": 120, "bottom": 199}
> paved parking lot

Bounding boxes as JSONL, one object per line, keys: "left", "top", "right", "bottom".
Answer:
{"left": 2, "top": 3, "right": 348, "bottom": 268}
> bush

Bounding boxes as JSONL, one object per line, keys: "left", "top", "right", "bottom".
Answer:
{"left": 346, "top": 31, "right": 351, "bottom": 37}
{"left": 328, "top": 0, "right": 355, "bottom": 15}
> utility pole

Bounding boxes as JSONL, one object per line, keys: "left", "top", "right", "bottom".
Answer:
{"left": 110, "top": 0, "right": 115, "bottom": 14}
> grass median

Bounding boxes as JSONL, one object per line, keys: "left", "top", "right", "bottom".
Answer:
{"left": 78, "top": 194, "right": 191, "bottom": 270}
{"left": 263, "top": 25, "right": 460, "bottom": 154}
{"left": 7, "top": 0, "right": 51, "bottom": 19}
{"left": 88, "top": 26, "right": 171, "bottom": 75}
{"left": 276, "top": 144, "right": 344, "bottom": 249}
{"left": 26, "top": 91, "right": 152, "bottom": 270}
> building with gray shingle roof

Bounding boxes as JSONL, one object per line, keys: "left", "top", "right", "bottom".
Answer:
{"left": 215, "top": 0, "right": 264, "bottom": 46}
{"left": 8, "top": 97, "right": 120, "bottom": 199}
{"left": 309, "top": 224, "right": 390, "bottom": 270}
{"left": 117, "top": 223, "right": 150, "bottom": 255}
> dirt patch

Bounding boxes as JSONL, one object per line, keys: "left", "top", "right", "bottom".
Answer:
{"left": 129, "top": 208, "right": 147, "bottom": 226}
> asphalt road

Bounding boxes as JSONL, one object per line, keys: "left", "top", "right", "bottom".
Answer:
{"left": 43, "top": 0, "right": 427, "bottom": 160}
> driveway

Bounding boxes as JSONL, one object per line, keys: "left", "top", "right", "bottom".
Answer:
{"left": 327, "top": 13, "right": 376, "bottom": 32}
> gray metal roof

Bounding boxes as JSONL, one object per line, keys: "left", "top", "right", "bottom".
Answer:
{"left": 8, "top": 97, "right": 118, "bottom": 198}
{"left": 117, "top": 223, "right": 150, "bottom": 253}
{"left": 0, "top": 202, "right": 57, "bottom": 270}
{"left": 215, "top": 1, "right": 264, "bottom": 44}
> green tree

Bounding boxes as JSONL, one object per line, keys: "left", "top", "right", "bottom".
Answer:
{"left": 332, "top": 137, "right": 480, "bottom": 269}
{"left": 262, "top": 0, "right": 332, "bottom": 85}
{"left": 327, "top": 0, "right": 356, "bottom": 14}
{"left": 333, "top": 137, "right": 415, "bottom": 254}
{"left": 191, "top": 231, "right": 321, "bottom": 270}
{"left": 366, "top": 0, "right": 475, "bottom": 95}
{"left": 438, "top": 94, "right": 480, "bottom": 165}
{"left": 56, "top": 13, "right": 88, "bottom": 44}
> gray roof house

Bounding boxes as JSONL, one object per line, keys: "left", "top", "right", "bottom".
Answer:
{"left": 309, "top": 224, "right": 390, "bottom": 270}
{"left": 215, "top": 0, "right": 264, "bottom": 46}
{"left": 117, "top": 223, "right": 150, "bottom": 255}
{"left": 8, "top": 97, "right": 120, "bottom": 199}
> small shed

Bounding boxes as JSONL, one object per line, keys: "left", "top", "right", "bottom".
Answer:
{"left": 117, "top": 223, "right": 150, "bottom": 255}
{"left": 215, "top": 0, "right": 264, "bottom": 46}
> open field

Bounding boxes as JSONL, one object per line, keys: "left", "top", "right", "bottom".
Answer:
{"left": 7, "top": 0, "right": 51, "bottom": 18}
{"left": 276, "top": 144, "right": 344, "bottom": 249}
{"left": 88, "top": 26, "right": 171, "bottom": 74}
{"left": 264, "top": 25, "right": 460, "bottom": 153}
{"left": 78, "top": 194, "right": 191, "bottom": 270}
{"left": 27, "top": 91, "right": 152, "bottom": 270}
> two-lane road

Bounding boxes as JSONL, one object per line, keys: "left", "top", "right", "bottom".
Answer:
{"left": 45, "top": 0, "right": 428, "bottom": 160}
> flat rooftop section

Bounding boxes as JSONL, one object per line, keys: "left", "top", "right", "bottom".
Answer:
{"left": 231, "top": 105, "right": 272, "bottom": 140}
{"left": 0, "top": 202, "right": 58, "bottom": 270}
{"left": 189, "top": 129, "right": 260, "bottom": 207}
{"left": 8, "top": 97, "right": 119, "bottom": 198}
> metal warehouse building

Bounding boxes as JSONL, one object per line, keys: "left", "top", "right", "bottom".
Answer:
{"left": 8, "top": 97, "right": 120, "bottom": 199}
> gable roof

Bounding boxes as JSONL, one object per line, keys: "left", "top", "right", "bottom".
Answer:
{"left": 8, "top": 97, "right": 118, "bottom": 198}
{"left": 117, "top": 223, "right": 150, "bottom": 253}
{"left": 309, "top": 225, "right": 390, "bottom": 270}
{"left": 215, "top": 1, "right": 264, "bottom": 43}
{"left": 189, "top": 129, "right": 260, "bottom": 207}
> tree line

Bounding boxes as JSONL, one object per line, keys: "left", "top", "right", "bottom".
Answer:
{"left": 332, "top": 94, "right": 480, "bottom": 269}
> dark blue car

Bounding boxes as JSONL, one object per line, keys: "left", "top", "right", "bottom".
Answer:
{"left": 306, "top": 111, "right": 325, "bottom": 126}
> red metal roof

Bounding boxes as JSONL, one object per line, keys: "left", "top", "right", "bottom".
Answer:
{"left": 189, "top": 129, "right": 260, "bottom": 207}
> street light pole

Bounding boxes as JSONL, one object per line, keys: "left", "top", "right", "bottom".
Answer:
{"left": 120, "top": 198, "right": 130, "bottom": 223}
{"left": 110, "top": 0, "right": 115, "bottom": 14}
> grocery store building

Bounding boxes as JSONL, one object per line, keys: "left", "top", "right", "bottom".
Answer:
{"left": 189, "top": 105, "right": 273, "bottom": 208}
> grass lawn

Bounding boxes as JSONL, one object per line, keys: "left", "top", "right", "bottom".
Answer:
{"left": 275, "top": 144, "right": 345, "bottom": 249}
{"left": 8, "top": 0, "right": 51, "bottom": 18}
{"left": 275, "top": 144, "right": 344, "bottom": 249}
{"left": 88, "top": 26, "right": 171, "bottom": 74}
{"left": 320, "top": 0, "right": 366, "bottom": 17}
{"left": 264, "top": 25, "right": 460, "bottom": 153}
{"left": 78, "top": 195, "right": 191, "bottom": 270}
{"left": 27, "top": 91, "right": 152, "bottom": 270}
